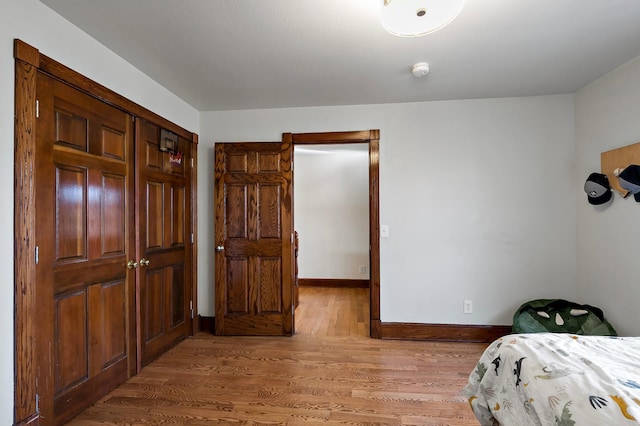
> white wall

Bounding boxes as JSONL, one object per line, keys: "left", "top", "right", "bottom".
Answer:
{"left": 575, "top": 55, "right": 640, "bottom": 337}
{"left": 199, "top": 94, "right": 577, "bottom": 325}
{"left": 294, "top": 146, "right": 370, "bottom": 280}
{"left": 1, "top": 0, "right": 199, "bottom": 419}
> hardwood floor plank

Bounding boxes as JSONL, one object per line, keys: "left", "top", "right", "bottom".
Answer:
{"left": 68, "top": 287, "right": 485, "bottom": 425}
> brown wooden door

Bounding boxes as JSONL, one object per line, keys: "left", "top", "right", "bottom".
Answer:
{"left": 214, "top": 142, "right": 294, "bottom": 336}
{"left": 35, "top": 72, "right": 136, "bottom": 424}
{"left": 137, "top": 119, "right": 193, "bottom": 365}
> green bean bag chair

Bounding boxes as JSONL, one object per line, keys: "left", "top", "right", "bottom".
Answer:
{"left": 512, "top": 299, "right": 617, "bottom": 336}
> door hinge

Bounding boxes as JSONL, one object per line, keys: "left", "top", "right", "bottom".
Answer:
{"left": 189, "top": 300, "right": 194, "bottom": 319}
{"left": 191, "top": 158, "right": 194, "bottom": 168}
{"left": 190, "top": 233, "right": 194, "bottom": 244}
{"left": 35, "top": 393, "right": 40, "bottom": 413}
{"left": 35, "top": 100, "right": 39, "bottom": 118}
{"left": 35, "top": 246, "right": 39, "bottom": 264}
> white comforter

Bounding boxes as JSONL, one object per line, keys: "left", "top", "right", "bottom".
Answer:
{"left": 462, "top": 333, "right": 640, "bottom": 425}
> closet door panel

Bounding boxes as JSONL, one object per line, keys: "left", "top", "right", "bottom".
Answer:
{"left": 36, "top": 72, "right": 136, "bottom": 425}
{"left": 137, "top": 120, "right": 192, "bottom": 366}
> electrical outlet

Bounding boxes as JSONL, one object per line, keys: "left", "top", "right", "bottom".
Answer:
{"left": 358, "top": 265, "right": 367, "bottom": 274}
{"left": 463, "top": 300, "right": 473, "bottom": 314}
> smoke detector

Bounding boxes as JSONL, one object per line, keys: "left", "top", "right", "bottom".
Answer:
{"left": 412, "top": 62, "right": 430, "bottom": 77}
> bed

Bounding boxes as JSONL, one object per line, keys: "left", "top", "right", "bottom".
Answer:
{"left": 462, "top": 333, "right": 640, "bottom": 425}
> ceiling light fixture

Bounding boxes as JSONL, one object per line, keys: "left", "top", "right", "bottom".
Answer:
{"left": 381, "top": 0, "right": 465, "bottom": 37}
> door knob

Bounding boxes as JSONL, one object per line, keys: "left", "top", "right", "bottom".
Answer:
{"left": 216, "top": 245, "right": 225, "bottom": 252}
{"left": 127, "top": 260, "right": 138, "bottom": 269}
{"left": 139, "top": 258, "right": 150, "bottom": 267}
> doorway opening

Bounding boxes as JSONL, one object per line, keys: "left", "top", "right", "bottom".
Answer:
{"left": 288, "top": 130, "right": 381, "bottom": 338}
{"left": 293, "top": 143, "right": 369, "bottom": 337}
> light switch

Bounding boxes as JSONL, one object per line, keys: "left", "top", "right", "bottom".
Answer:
{"left": 380, "top": 224, "right": 389, "bottom": 238}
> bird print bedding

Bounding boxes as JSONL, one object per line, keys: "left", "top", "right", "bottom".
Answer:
{"left": 462, "top": 333, "right": 640, "bottom": 425}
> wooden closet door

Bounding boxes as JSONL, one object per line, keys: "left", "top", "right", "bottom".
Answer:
{"left": 35, "top": 72, "right": 136, "bottom": 425}
{"left": 137, "top": 119, "right": 193, "bottom": 366}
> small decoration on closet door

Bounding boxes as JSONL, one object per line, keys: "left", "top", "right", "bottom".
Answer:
{"left": 583, "top": 172, "right": 612, "bottom": 205}
{"left": 169, "top": 151, "right": 183, "bottom": 166}
{"left": 160, "top": 128, "right": 178, "bottom": 153}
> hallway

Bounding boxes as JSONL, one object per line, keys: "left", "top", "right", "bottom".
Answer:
{"left": 295, "top": 286, "right": 369, "bottom": 337}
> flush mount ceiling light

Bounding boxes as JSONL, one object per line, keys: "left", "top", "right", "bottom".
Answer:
{"left": 381, "top": 0, "right": 465, "bottom": 37}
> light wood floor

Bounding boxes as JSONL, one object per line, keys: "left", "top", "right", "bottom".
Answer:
{"left": 68, "top": 287, "right": 486, "bottom": 425}
{"left": 295, "top": 286, "right": 370, "bottom": 337}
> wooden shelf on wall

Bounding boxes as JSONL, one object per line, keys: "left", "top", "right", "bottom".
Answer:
{"left": 601, "top": 141, "right": 640, "bottom": 196}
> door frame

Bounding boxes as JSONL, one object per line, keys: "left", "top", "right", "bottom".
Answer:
{"left": 13, "top": 39, "right": 199, "bottom": 425}
{"left": 287, "top": 130, "right": 381, "bottom": 338}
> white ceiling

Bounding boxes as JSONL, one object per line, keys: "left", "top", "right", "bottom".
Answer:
{"left": 40, "top": 0, "right": 640, "bottom": 112}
